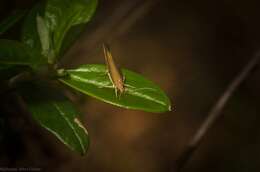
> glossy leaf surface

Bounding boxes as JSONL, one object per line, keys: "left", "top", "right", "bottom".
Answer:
{"left": 45, "top": 0, "right": 98, "bottom": 56}
{"left": 21, "top": 3, "right": 47, "bottom": 61}
{"left": 60, "top": 64, "right": 171, "bottom": 113}
{"left": 22, "top": 84, "right": 89, "bottom": 154}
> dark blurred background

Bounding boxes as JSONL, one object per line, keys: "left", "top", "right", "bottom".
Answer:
{"left": 1, "top": 0, "right": 260, "bottom": 171}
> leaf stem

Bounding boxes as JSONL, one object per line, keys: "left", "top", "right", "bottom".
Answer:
{"left": 8, "top": 71, "right": 32, "bottom": 87}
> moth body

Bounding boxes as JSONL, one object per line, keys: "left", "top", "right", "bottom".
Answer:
{"left": 103, "top": 44, "right": 125, "bottom": 97}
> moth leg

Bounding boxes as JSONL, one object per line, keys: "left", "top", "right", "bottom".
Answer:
{"left": 123, "top": 75, "right": 126, "bottom": 82}
{"left": 106, "top": 72, "right": 118, "bottom": 98}
{"left": 107, "top": 71, "right": 114, "bottom": 85}
{"left": 118, "top": 90, "right": 124, "bottom": 99}
{"left": 97, "top": 84, "right": 114, "bottom": 89}
{"left": 123, "top": 76, "right": 136, "bottom": 91}
{"left": 115, "top": 88, "right": 118, "bottom": 98}
{"left": 125, "top": 83, "right": 136, "bottom": 89}
{"left": 95, "top": 71, "right": 114, "bottom": 88}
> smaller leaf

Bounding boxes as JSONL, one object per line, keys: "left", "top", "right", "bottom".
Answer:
{"left": 45, "top": 0, "right": 98, "bottom": 56}
{"left": 0, "top": 39, "right": 45, "bottom": 69}
{"left": 20, "top": 83, "right": 89, "bottom": 154}
{"left": 59, "top": 64, "right": 171, "bottom": 113}
{"left": 21, "top": 2, "right": 47, "bottom": 63}
{"left": 0, "top": 10, "right": 27, "bottom": 35}
{"left": 36, "top": 15, "right": 50, "bottom": 57}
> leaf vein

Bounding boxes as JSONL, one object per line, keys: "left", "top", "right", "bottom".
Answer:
{"left": 52, "top": 102, "right": 85, "bottom": 153}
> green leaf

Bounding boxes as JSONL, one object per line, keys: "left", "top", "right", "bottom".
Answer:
{"left": 0, "top": 39, "right": 45, "bottom": 69}
{"left": 36, "top": 15, "right": 50, "bottom": 58}
{"left": 21, "top": 2, "right": 47, "bottom": 63}
{"left": 59, "top": 64, "right": 171, "bottom": 113}
{"left": 0, "top": 10, "right": 27, "bottom": 35}
{"left": 21, "top": 0, "right": 98, "bottom": 63}
{"left": 45, "top": 0, "right": 98, "bottom": 56}
{"left": 21, "top": 84, "right": 89, "bottom": 154}
{"left": 59, "top": 24, "right": 85, "bottom": 57}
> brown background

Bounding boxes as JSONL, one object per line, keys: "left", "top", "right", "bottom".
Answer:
{"left": 1, "top": 0, "right": 260, "bottom": 171}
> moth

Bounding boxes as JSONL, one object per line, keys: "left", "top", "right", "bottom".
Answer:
{"left": 102, "top": 43, "right": 157, "bottom": 99}
{"left": 103, "top": 43, "right": 125, "bottom": 97}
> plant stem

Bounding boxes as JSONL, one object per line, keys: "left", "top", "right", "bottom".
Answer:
{"left": 175, "top": 52, "right": 260, "bottom": 171}
{"left": 8, "top": 71, "right": 31, "bottom": 87}
{"left": 0, "top": 71, "right": 32, "bottom": 95}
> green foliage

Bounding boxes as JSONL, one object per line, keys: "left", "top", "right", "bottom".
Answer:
{"left": 60, "top": 64, "right": 171, "bottom": 112}
{"left": 0, "top": 0, "right": 171, "bottom": 155}
{"left": 45, "top": 0, "right": 98, "bottom": 57}
{"left": 21, "top": 83, "right": 89, "bottom": 154}
{"left": 22, "top": 2, "right": 46, "bottom": 62}
{"left": 0, "top": 39, "right": 45, "bottom": 69}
